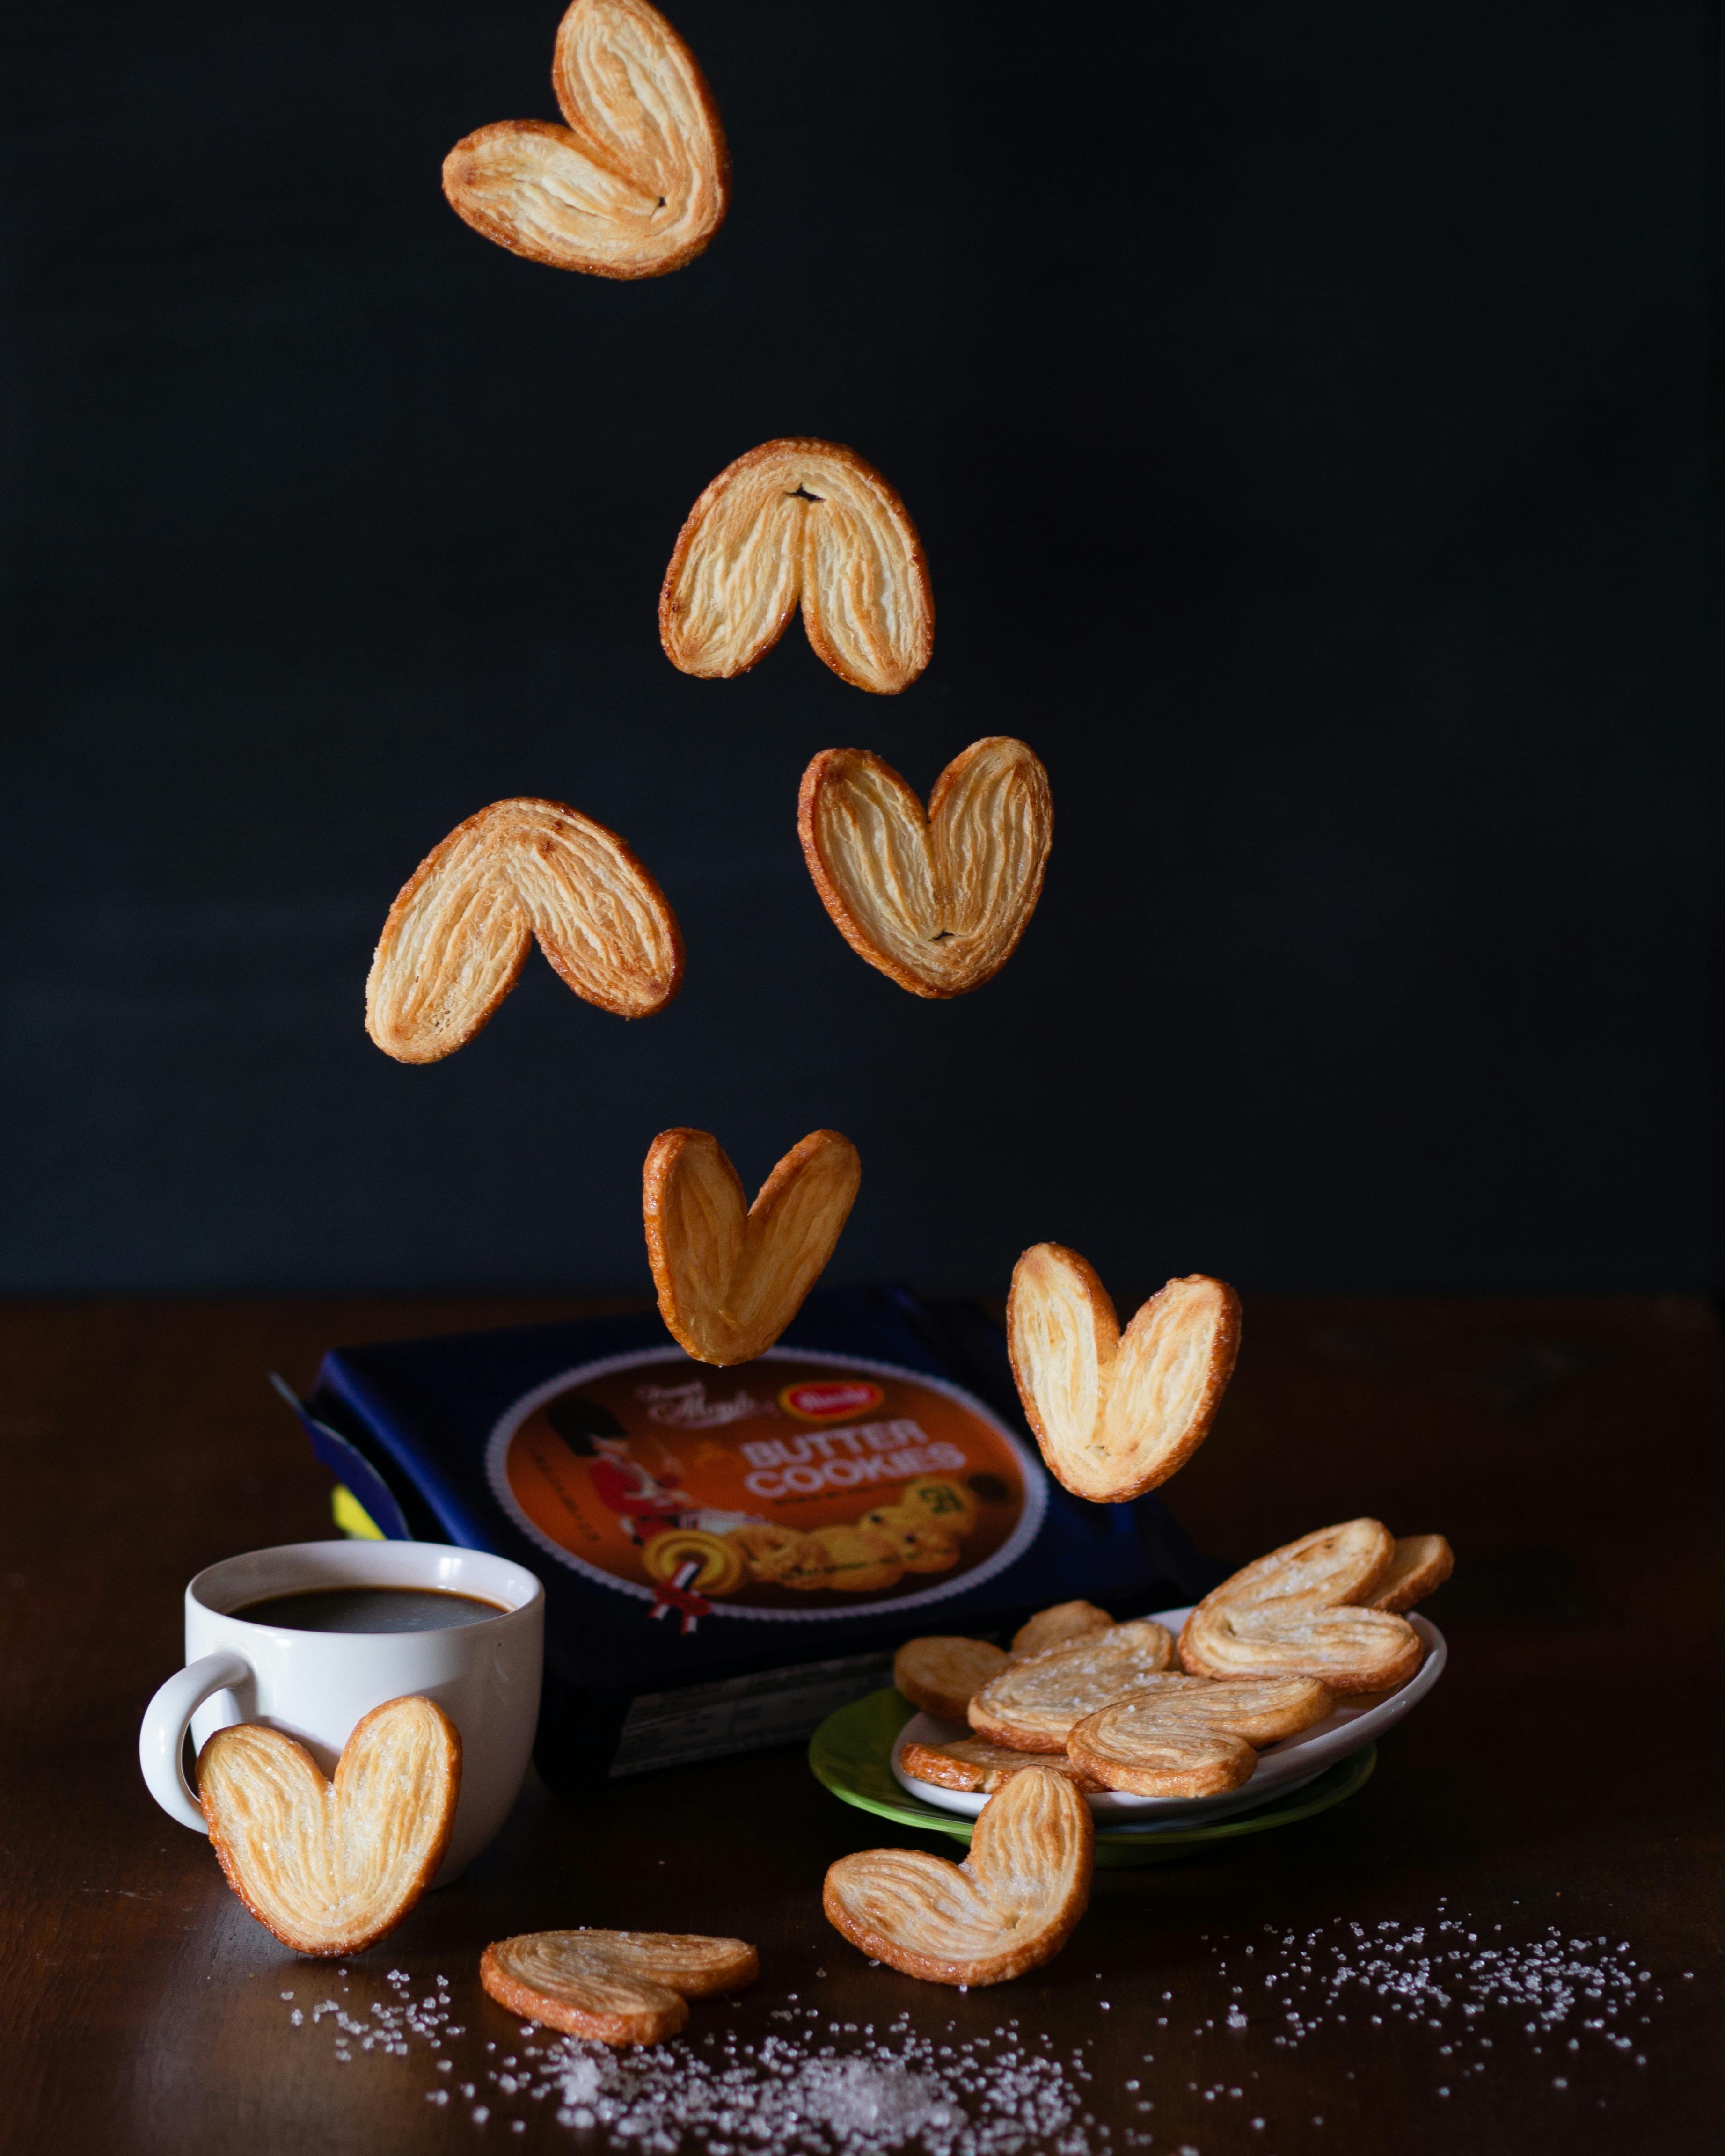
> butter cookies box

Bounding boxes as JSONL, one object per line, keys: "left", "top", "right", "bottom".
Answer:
{"left": 282, "top": 1283, "right": 1219, "bottom": 1790}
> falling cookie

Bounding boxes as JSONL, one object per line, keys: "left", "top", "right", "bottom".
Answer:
{"left": 893, "top": 1636, "right": 1011, "bottom": 1722}
{"left": 480, "top": 1929, "right": 758, "bottom": 2046}
{"left": 824, "top": 1766, "right": 1093, "bottom": 1987}
{"left": 365, "top": 798, "right": 682, "bottom": 1063}
{"left": 643, "top": 1127, "right": 861, "bottom": 1365}
{"left": 442, "top": 0, "right": 728, "bottom": 278}
{"left": 659, "top": 439, "right": 933, "bottom": 694}
{"left": 1178, "top": 1519, "right": 1428, "bottom": 1695}
{"left": 197, "top": 1695, "right": 460, "bottom": 1957}
{"left": 966, "top": 1619, "right": 1176, "bottom": 1752}
{"left": 1007, "top": 1247, "right": 1241, "bottom": 1503}
{"left": 798, "top": 738, "right": 1053, "bottom": 997}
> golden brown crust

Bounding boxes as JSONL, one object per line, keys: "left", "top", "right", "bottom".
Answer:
{"left": 1178, "top": 1519, "right": 1424, "bottom": 1695}
{"left": 659, "top": 439, "right": 933, "bottom": 694}
{"left": 1065, "top": 1674, "right": 1334, "bottom": 1798}
{"left": 1010, "top": 1600, "right": 1114, "bottom": 1660}
{"left": 441, "top": 0, "right": 729, "bottom": 279}
{"left": 966, "top": 1619, "right": 1176, "bottom": 1751}
{"left": 197, "top": 1696, "right": 460, "bottom": 1958}
{"left": 479, "top": 1930, "right": 757, "bottom": 2047}
{"left": 823, "top": 1766, "right": 1093, "bottom": 1986}
{"left": 642, "top": 1126, "right": 861, "bottom": 1366}
{"left": 893, "top": 1637, "right": 1011, "bottom": 1721}
{"left": 797, "top": 739, "right": 1052, "bottom": 998}
{"left": 1367, "top": 1533, "right": 1455, "bottom": 1612}
{"left": 899, "top": 1736, "right": 1105, "bottom": 1795}
{"left": 1006, "top": 1249, "right": 1241, "bottom": 1502}
{"left": 365, "top": 798, "right": 682, "bottom": 1063}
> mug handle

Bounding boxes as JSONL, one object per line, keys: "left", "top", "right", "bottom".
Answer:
{"left": 139, "top": 1651, "right": 252, "bottom": 1831}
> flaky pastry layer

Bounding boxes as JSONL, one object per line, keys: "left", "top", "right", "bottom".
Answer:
{"left": 798, "top": 738, "right": 1052, "bottom": 996}
{"left": 365, "top": 797, "right": 682, "bottom": 1062}
{"left": 643, "top": 1126, "right": 861, "bottom": 1365}
{"left": 442, "top": 0, "right": 729, "bottom": 277}
{"left": 1065, "top": 1674, "right": 1334, "bottom": 1798}
{"left": 197, "top": 1695, "right": 460, "bottom": 1958}
{"left": 824, "top": 1766, "right": 1093, "bottom": 1986}
{"left": 966, "top": 1619, "right": 1176, "bottom": 1752}
{"left": 1007, "top": 1250, "right": 1241, "bottom": 1502}
{"left": 899, "top": 1737, "right": 1105, "bottom": 1795}
{"left": 659, "top": 440, "right": 933, "bottom": 693}
{"left": 480, "top": 1929, "right": 758, "bottom": 2047}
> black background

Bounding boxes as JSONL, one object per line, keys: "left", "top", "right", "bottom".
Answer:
{"left": 1, "top": 2, "right": 1715, "bottom": 1297}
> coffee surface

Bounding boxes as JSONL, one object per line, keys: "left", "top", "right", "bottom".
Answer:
{"left": 233, "top": 1586, "right": 506, "bottom": 1634}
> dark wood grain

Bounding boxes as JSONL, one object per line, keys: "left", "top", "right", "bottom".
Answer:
{"left": 2, "top": 1296, "right": 1719, "bottom": 2155}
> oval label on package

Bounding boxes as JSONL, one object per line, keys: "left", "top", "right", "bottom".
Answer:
{"left": 485, "top": 1347, "right": 1045, "bottom": 1624}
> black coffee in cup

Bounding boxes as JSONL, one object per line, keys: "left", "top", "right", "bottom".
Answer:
{"left": 233, "top": 1586, "right": 506, "bottom": 1634}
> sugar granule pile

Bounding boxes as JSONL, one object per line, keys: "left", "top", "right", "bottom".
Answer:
{"left": 281, "top": 1905, "right": 1673, "bottom": 2146}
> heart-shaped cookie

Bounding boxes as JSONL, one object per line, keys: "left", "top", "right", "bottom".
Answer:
{"left": 365, "top": 797, "right": 683, "bottom": 1063}
{"left": 480, "top": 1929, "right": 758, "bottom": 2046}
{"left": 965, "top": 1619, "right": 1176, "bottom": 1752}
{"left": 1006, "top": 1247, "right": 1241, "bottom": 1502}
{"left": 824, "top": 1764, "right": 1094, "bottom": 1986}
{"left": 643, "top": 1127, "right": 861, "bottom": 1365}
{"left": 1065, "top": 1673, "right": 1335, "bottom": 1798}
{"left": 797, "top": 738, "right": 1052, "bottom": 997}
{"left": 1178, "top": 1519, "right": 1428, "bottom": 1695}
{"left": 659, "top": 440, "right": 934, "bottom": 694}
{"left": 197, "top": 1695, "right": 460, "bottom": 1957}
{"left": 442, "top": 0, "right": 729, "bottom": 278}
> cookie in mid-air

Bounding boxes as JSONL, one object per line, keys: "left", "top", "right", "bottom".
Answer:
{"left": 1007, "top": 1246, "right": 1240, "bottom": 1502}
{"left": 442, "top": 0, "right": 728, "bottom": 277}
{"left": 480, "top": 1929, "right": 757, "bottom": 2045}
{"left": 1178, "top": 1519, "right": 1432, "bottom": 1695}
{"left": 197, "top": 1696, "right": 460, "bottom": 1956}
{"left": 365, "top": 798, "right": 682, "bottom": 1063}
{"left": 965, "top": 1619, "right": 1176, "bottom": 1752}
{"left": 824, "top": 1766, "right": 1093, "bottom": 1986}
{"left": 643, "top": 1127, "right": 861, "bottom": 1365}
{"left": 798, "top": 738, "right": 1052, "bottom": 996}
{"left": 659, "top": 439, "right": 933, "bottom": 694}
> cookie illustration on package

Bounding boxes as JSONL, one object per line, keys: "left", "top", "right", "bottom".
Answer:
{"left": 488, "top": 1350, "right": 1045, "bottom": 1632}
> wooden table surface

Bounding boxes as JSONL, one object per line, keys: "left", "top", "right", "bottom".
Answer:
{"left": 3, "top": 1294, "right": 1720, "bottom": 2155}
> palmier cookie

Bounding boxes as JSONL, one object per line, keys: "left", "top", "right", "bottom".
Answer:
{"left": 1065, "top": 1674, "right": 1334, "bottom": 1799}
{"left": 643, "top": 1127, "right": 861, "bottom": 1366}
{"left": 480, "top": 1930, "right": 757, "bottom": 2047}
{"left": 1010, "top": 1600, "right": 1113, "bottom": 1660}
{"left": 660, "top": 439, "right": 933, "bottom": 695}
{"left": 366, "top": 798, "right": 682, "bottom": 1063}
{"left": 197, "top": 1696, "right": 460, "bottom": 1957}
{"left": 797, "top": 739, "right": 1052, "bottom": 998}
{"left": 442, "top": 0, "right": 729, "bottom": 280}
{"left": 1367, "top": 1533, "right": 1454, "bottom": 1612}
{"left": 966, "top": 1619, "right": 1175, "bottom": 1753}
{"left": 900, "top": 1736, "right": 1105, "bottom": 1796}
{"left": 1178, "top": 1520, "right": 1424, "bottom": 1696}
{"left": 824, "top": 1766, "right": 1093, "bottom": 1987}
{"left": 1007, "top": 1247, "right": 1241, "bottom": 1502}
{"left": 894, "top": 1636, "right": 1010, "bottom": 1722}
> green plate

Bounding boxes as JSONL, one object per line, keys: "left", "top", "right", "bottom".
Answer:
{"left": 808, "top": 1689, "right": 1377, "bottom": 1868}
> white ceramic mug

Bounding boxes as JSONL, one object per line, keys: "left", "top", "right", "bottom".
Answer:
{"left": 139, "top": 1539, "right": 544, "bottom": 1881}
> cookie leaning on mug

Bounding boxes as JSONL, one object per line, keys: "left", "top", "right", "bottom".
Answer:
{"left": 366, "top": 798, "right": 683, "bottom": 1063}
{"left": 197, "top": 1695, "right": 460, "bottom": 1956}
{"left": 1006, "top": 1247, "right": 1241, "bottom": 1503}
{"left": 824, "top": 1766, "right": 1094, "bottom": 1986}
{"left": 442, "top": 0, "right": 729, "bottom": 279}
{"left": 643, "top": 1126, "right": 861, "bottom": 1365}
{"left": 1178, "top": 1519, "right": 1434, "bottom": 1694}
{"left": 480, "top": 1930, "right": 758, "bottom": 2046}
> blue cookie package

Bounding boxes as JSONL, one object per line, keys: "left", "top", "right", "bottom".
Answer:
{"left": 279, "top": 1282, "right": 1221, "bottom": 1790}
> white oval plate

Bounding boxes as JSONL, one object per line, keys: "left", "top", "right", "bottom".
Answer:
{"left": 890, "top": 1605, "right": 1445, "bottom": 1833}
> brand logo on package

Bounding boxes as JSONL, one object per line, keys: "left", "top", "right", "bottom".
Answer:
{"left": 485, "top": 1348, "right": 1045, "bottom": 1634}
